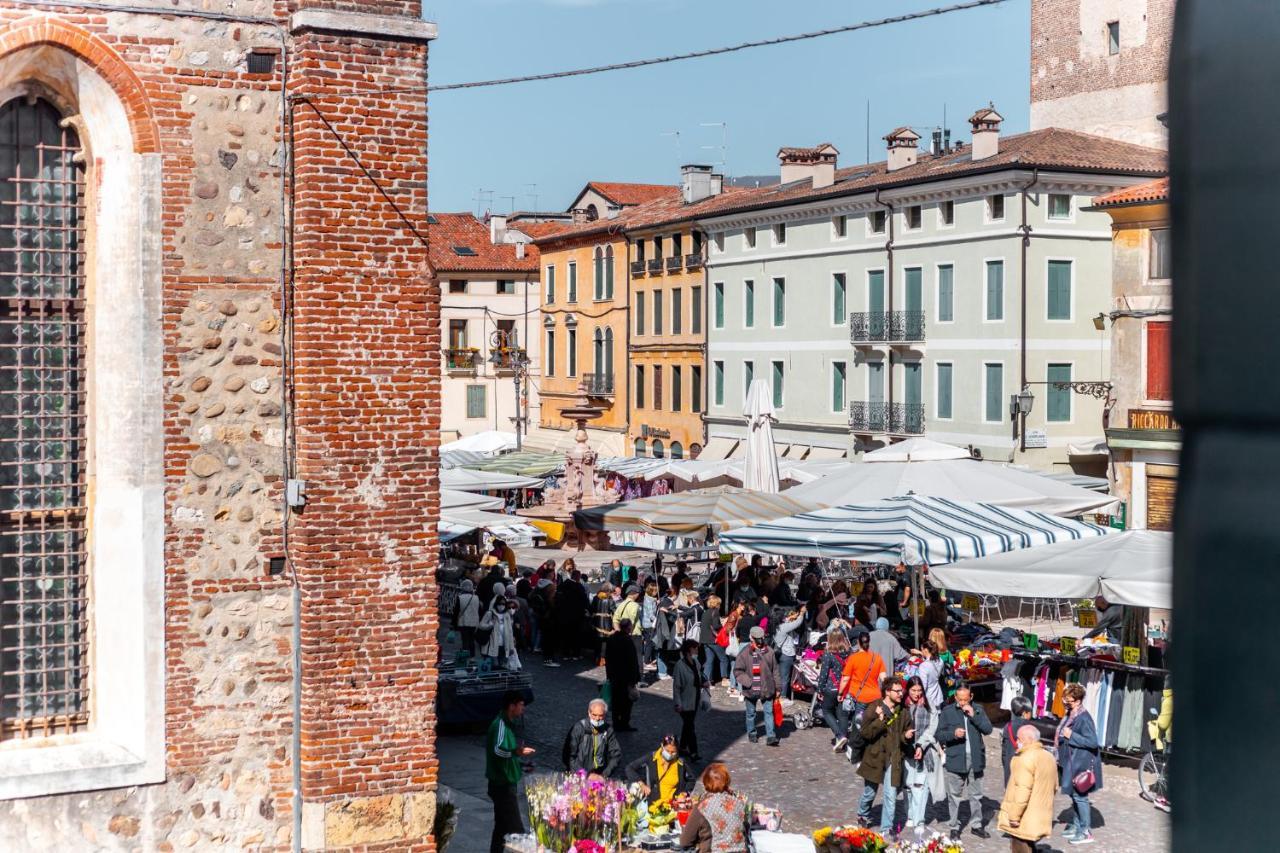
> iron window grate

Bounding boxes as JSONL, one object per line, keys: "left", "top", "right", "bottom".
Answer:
{"left": 0, "top": 97, "right": 89, "bottom": 740}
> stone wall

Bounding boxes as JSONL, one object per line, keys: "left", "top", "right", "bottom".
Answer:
{"left": 0, "top": 3, "right": 436, "bottom": 851}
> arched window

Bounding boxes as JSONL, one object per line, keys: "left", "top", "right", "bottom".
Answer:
{"left": 670, "top": 441, "right": 684, "bottom": 459}
{"left": 593, "top": 327, "right": 604, "bottom": 375}
{"left": 690, "top": 443, "right": 703, "bottom": 459}
{"left": 634, "top": 438, "right": 646, "bottom": 457}
{"left": 652, "top": 439, "right": 665, "bottom": 458}
{"left": 604, "top": 245, "right": 615, "bottom": 298}
{"left": 604, "top": 327, "right": 614, "bottom": 379}
{"left": 585, "top": 203, "right": 599, "bottom": 221}
{"left": 593, "top": 247, "right": 604, "bottom": 300}
{"left": 0, "top": 97, "right": 89, "bottom": 734}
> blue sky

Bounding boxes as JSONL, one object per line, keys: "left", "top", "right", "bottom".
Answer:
{"left": 424, "top": 0, "right": 1030, "bottom": 215}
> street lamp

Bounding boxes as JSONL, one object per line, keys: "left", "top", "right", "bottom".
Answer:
{"left": 489, "top": 330, "right": 531, "bottom": 451}
{"left": 1009, "top": 386, "right": 1035, "bottom": 443}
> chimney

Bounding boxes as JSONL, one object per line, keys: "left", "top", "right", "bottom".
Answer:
{"left": 777, "top": 143, "right": 839, "bottom": 188}
{"left": 489, "top": 213, "right": 508, "bottom": 244}
{"left": 515, "top": 242, "right": 526, "bottom": 260}
{"left": 571, "top": 207, "right": 589, "bottom": 224}
{"left": 884, "top": 127, "right": 921, "bottom": 171}
{"left": 969, "top": 103, "right": 1004, "bottom": 160}
{"left": 681, "top": 164, "right": 724, "bottom": 204}
{"left": 931, "top": 129, "right": 942, "bottom": 156}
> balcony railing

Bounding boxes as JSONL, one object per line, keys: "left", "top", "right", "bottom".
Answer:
{"left": 646, "top": 259, "right": 663, "bottom": 275}
{"left": 684, "top": 253, "right": 704, "bottom": 271}
{"left": 665, "top": 256, "right": 683, "bottom": 273}
{"left": 490, "top": 346, "right": 528, "bottom": 373}
{"left": 584, "top": 372, "right": 615, "bottom": 396}
{"left": 849, "top": 310, "right": 927, "bottom": 344}
{"left": 631, "top": 260, "right": 646, "bottom": 276}
{"left": 445, "top": 347, "right": 478, "bottom": 372}
{"left": 849, "top": 401, "right": 888, "bottom": 433}
{"left": 890, "top": 402, "right": 926, "bottom": 435}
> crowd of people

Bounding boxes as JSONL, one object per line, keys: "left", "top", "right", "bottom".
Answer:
{"left": 468, "top": 550, "right": 1107, "bottom": 851}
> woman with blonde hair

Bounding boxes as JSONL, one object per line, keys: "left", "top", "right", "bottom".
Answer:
{"left": 816, "top": 629, "right": 854, "bottom": 750}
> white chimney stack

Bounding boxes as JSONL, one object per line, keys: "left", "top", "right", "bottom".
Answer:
{"left": 884, "top": 127, "right": 921, "bottom": 172}
{"left": 489, "top": 214, "right": 508, "bottom": 244}
{"left": 681, "top": 164, "right": 725, "bottom": 204}
{"left": 969, "top": 104, "right": 1004, "bottom": 161}
{"left": 777, "top": 143, "right": 839, "bottom": 188}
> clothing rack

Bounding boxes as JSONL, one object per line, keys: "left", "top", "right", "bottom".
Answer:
{"left": 1012, "top": 649, "right": 1168, "bottom": 677}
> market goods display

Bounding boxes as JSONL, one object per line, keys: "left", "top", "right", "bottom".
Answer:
{"left": 525, "top": 772, "right": 640, "bottom": 850}
{"left": 812, "top": 826, "right": 965, "bottom": 853}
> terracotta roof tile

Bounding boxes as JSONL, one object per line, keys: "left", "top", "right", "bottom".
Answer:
{"left": 585, "top": 182, "right": 680, "bottom": 206}
{"left": 1092, "top": 177, "right": 1170, "bottom": 207}
{"left": 427, "top": 213, "right": 539, "bottom": 273}
{"left": 507, "top": 220, "right": 568, "bottom": 239}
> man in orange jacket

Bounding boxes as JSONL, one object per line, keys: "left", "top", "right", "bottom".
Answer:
{"left": 837, "top": 632, "right": 887, "bottom": 759}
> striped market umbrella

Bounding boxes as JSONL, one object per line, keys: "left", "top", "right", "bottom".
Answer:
{"left": 718, "top": 493, "right": 1110, "bottom": 565}
{"left": 572, "top": 485, "right": 825, "bottom": 540}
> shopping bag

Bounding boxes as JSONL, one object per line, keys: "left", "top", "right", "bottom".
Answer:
{"left": 772, "top": 697, "right": 784, "bottom": 729}
{"left": 699, "top": 687, "right": 712, "bottom": 712}
{"left": 716, "top": 625, "right": 730, "bottom": 648}
{"left": 600, "top": 680, "right": 612, "bottom": 706}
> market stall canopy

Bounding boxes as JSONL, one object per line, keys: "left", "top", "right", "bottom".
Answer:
{"left": 862, "top": 437, "right": 971, "bottom": 462}
{"left": 572, "top": 485, "right": 825, "bottom": 539}
{"left": 784, "top": 459, "right": 1116, "bottom": 517}
{"left": 441, "top": 489, "right": 504, "bottom": 511}
{"left": 521, "top": 425, "right": 627, "bottom": 456}
{"left": 440, "top": 430, "right": 517, "bottom": 456}
{"left": 696, "top": 436, "right": 740, "bottom": 461}
{"left": 440, "top": 449, "right": 490, "bottom": 470}
{"left": 441, "top": 467, "right": 543, "bottom": 492}
{"left": 438, "top": 509, "right": 544, "bottom": 547}
{"left": 596, "top": 456, "right": 734, "bottom": 484}
{"left": 928, "top": 530, "right": 1170, "bottom": 608}
{"left": 718, "top": 494, "right": 1110, "bottom": 563}
{"left": 465, "top": 451, "right": 564, "bottom": 477}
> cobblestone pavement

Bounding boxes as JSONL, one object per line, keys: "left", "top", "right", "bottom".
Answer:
{"left": 440, "top": 651, "right": 1170, "bottom": 853}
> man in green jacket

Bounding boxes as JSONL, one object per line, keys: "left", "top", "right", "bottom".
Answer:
{"left": 487, "top": 690, "right": 534, "bottom": 853}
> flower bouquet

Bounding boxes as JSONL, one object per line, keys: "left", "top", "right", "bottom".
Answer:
{"left": 525, "top": 772, "right": 642, "bottom": 851}
{"left": 886, "top": 831, "right": 965, "bottom": 853}
{"left": 812, "top": 825, "right": 888, "bottom": 853}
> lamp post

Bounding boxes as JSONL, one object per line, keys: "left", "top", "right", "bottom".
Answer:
{"left": 489, "top": 330, "right": 530, "bottom": 452}
{"left": 1012, "top": 381, "right": 1112, "bottom": 450}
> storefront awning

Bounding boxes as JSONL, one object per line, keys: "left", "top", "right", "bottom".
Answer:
{"left": 698, "top": 436, "right": 740, "bottom": 461}
{"left": 804, "top": 446, "right": 847, "bottom": 460}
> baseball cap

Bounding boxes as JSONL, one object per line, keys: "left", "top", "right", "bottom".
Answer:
{"left": 749, "top": 626, "right": 765, "bottom": 640}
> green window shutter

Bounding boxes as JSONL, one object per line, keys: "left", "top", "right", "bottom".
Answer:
{"left": 714, "top": 283, "right": 724, "bottom": 328}
{"left": 692, "top": 287, "right": 702, "bottom": 333}
{"left": 773, "top": 279, "right": 785, "bottom": 326}
{"left": 466, "top": 385, "right": 486, "bottom": 418}
{"left": 714, "top": 361, "right": 724, "bottom": 406}
{"left": 938, "top": 265, "right": 953, "bottom": 322}
{"left": 1047, "top": 363, "right": 1072, "bottom": 422}
{"left": 985, "top": 363, "right": 1003, "bottom": 422}
{"left": 772, "top": 361, "right": 783, "bottom": 408}
{"left": 744, "top": 281, "right": 754, "bottom": 327}
{"left": 937, "top": 363, "right": 952, "bottom": 419}
{"left": 653, "top": 290, "right": 663, "bottom": 334}
{"left": 692, "top": 366, "right": 703, "bottom": 412}
{"left": 744, "top": 361, "right": 754, "bottom": 398}
{"left": 833, "top": 275, "right": 846, "bottom": 325}
{"left": 635, "top": 292, "right": 645, "bottom": 335}
{"left": 593, "top": 253, "right": 603, "bottom": 299}
{"left": 546, "top": 266, "right": 555, "bottom": 303}
{"left": 986, "top": 261, "right": 1003, "bottom": 321}
{"left": 568, "top": 263, "right": 577, "bottom": 302}
{"left": 1047, "top": 260, "right": 1072, "bottom": 320}
{"left": 672, "top": 289, "right": 682, "bottom": 334}
{"left": 832, "top": 362, "right": 846, "bottom": 412}
{"left": 605, "top": 253, "right": 614, "bottom": 297}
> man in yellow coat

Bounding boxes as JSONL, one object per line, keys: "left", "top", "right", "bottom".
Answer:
{"left": 998, "top": 725, "right": 1058, "bottom": 852}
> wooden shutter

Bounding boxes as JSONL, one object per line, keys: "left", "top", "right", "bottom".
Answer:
{"left": 1146, "top": 468, "right": 1178, "bottom": 531}
{"left": 1146, "top": 321, "right": 1172, "bottom": 401}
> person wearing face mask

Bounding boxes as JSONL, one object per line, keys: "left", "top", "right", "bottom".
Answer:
{"left": 625, "top": 733, "right": 695, "bottom": 806}
{"left": 478, "top": 583, "right": 517, "bottom": 671}
{"left": 672, "top": 639, "right": 706, "bottom": 761}
{"left": 937, "top": 686, "right": 994, "bottom": 840}
{"left": 561, "top": 698, "right": 622, "bottom": 778}
{"left": 733, "top": 626, "right": 780, "bottom": 746}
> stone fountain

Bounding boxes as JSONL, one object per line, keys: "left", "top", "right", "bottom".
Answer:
{"left": 518, "top": 383, "right": 620, "bottom": 549}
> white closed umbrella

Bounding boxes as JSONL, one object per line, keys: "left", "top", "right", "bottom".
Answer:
{"left": 742, "top": 378, "right": 780, "bottom": 494}
{"left": 863, "top": 437, "right": 971, "bottom": 463}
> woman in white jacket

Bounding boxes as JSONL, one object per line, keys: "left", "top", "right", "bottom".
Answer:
{"left": 903, "top": 674, "right": 941, "bottom": 835}
{"left": 478, "top": 583, "right": 517, "bottom": 670}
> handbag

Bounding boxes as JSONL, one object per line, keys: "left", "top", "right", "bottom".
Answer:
{"left": 699, "top": 687, "right": 712, "bottom": 712}
{"left": 726, "top": 635, "right": 742, "bottom": 657}
{"left": 772, "top": 697, "right": 784, "bottom": 729}
{"left": 1072, "top": 768, "right": 1096, "bottom": 794}
{"left": 716, "top": 625, "right": 730, "bottom": 648}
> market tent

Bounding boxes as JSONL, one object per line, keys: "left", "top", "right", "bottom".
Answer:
{"left": 441, "top": 489, "right": 504, "bottom": 511}
{"left": 440, "top": 430, "right": 517, "bottom": 455}
{"left": 596, "top": 456, "right": 733, "bottom": 484}
{"left": 441, "top": 467, "right": 542, "bottom": 492}
{"left": 572, "top": 485, "right": 825, "bottom": 539}
{"left": 440, "top": 449, "right": 490, "bottom": 470}
{"left": 697, "top": 436, "right": 740, "bottom": 461}
{"left": 784, "top": 458, "right": 1116, "bottom": 517}
{"left": 466, "top": 451, "right": 564, "bottom": 477}
{"left": 439, "top": 509, "right": 544, "bottom": 546}
{"left": 742, "top": 379, "right": 780, "bottom": 493}
{"left": 862, "top": 437, "right": 971, "bottom": 462}
{"left": 718, "top": 494, "right": 1110, "bottom": 563}
{"left": 928, "top": 529, "right": 1171, "bottom": 608}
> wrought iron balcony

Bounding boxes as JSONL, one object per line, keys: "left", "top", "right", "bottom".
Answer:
{"left": 444, "top": 347, "right": 478, "bottom": 373}
{"left": 684, "top": 253, "right": 704, "bottom": 271}
{"left": 490, "top": 346, "right": 529, "bottom": 374}
{"left": 889, "top": 402, "right": 926, "bottom": 435}
{"left": 646, "top": 259, "right": 663, "bottom": 274}
{"left": 631, "top": 260, "right": 646, "bottom": 276}
{"left": 665, "top": 256, "right": 683, "bottom": 273}
{"left": 850, "top": 310, "right": 926, "bottom": 344}
{"left": 584, "top": 372, "right": 615, "bottom": 396}
{"left": 849, "top": 401, "right": 889, "bottom": 433}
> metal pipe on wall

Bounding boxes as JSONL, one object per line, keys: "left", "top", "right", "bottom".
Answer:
{"left": 1018, "top": 169, "right": 1040, "bottom": 454}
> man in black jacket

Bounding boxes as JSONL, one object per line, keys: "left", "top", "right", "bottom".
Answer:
{"left": 671, "top": 640, "right": 705, "bottom": 760}
{"left": 625, "top": 734, "right": 695, "bottom": 805}
{"left": 561, "top": 698, "right": 622, "bottom": 778}
{"left": 604, "top": 618, "right": 640, "bottom": 731}
{"left": 936, "top": 686, "right": 994, "bottom": 840}
{"left": 553, "top": 571, "right": 589, "bottom": 660}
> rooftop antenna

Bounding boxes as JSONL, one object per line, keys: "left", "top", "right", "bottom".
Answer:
{"left": 500, "top": 195, "right": 516, "bottom": 214}
{"left": 473, "top": 188, "right": 494, "bottom": 218}
{"left": 522, "top": 183, "right": 539, "bottom": 214}
{"left": 660, "top": 130, "right": 682, "bottom": 168}
{"left": 700, "top": 122, "right": 728, "bottom": 176}
{"left": 865, "top": 99, "right": 870, "bottom": 164}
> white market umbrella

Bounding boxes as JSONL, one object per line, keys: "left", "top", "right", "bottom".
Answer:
{"left": 718, "top": 494, "right": 1110, "bottom": 563}
{"left": 441, "top": 489, "right": 504, "bottom": 512}
{"left": 440, "top": 430, "right": 517, "bottom": 455}
{"left": 742, "top": 378, "right": 780, "bottom": 494}
{"left": 572, "top": 486, "right": 824, "bottom": 540}
{"left": 784, "top": 459, "right": 1116, "bottom": 517}
{"left": 439, "top": 509, "right": 544, "bottom": 547}
{"left": 929, "top": 529, "right": 1171, "bottom": 608}
{"left": 441, "top": 467, "right": 542, "bottom": 492}
{"left": 863, "top": 437, "right": 971, "bottom": 462}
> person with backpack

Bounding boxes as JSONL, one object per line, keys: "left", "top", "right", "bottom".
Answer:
{"left": 652, "top": 587, "right": 681, "bottom": 682}
{"left": 817, "top": 629, "right": 854, "bottom": 750}
{"left": 452, "top": 578, "right": 481, "bottom": 659}
{"left": 592, "top": 583, "right": 618, "bottom": 667}
{"left": 774, "top": 607, "right": 805, "bottom": 702}
{"left": 838, "top": 631, "right": 887, "bottom": 761}
{"left": 561, "top": 698, "right": 622, "bottom": 778}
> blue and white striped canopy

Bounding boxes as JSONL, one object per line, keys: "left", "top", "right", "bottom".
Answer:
{"left": 718, "top": 494, "right": 1111, "bottom": 565}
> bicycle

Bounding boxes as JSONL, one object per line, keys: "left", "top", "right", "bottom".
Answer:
{"left": 1139, "top": 707, "right": 1171, "bottom": 812}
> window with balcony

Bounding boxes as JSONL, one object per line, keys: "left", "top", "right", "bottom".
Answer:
{"left": 1047, "top": 363, "right": 1072, "bottom": 422}
{"left": 448, "top": 319, "right": 468, "bottom": 349}
{"left": 466, "top": 385, "right": 486, "bottom": 418}
{"left": 692, "top": 365, "right": 703, "bottom": 412}
{"left": 672, "top": 366, "right": 682, "bottom": 411}
{"left": 672, "top": 288, "right": 683, "bottom": 334}
{"left": 652, "top": 236, "right": 662, "bottom": 264}
{"left": 832, "top": 273, "right": 846, "bottom": 325}
{"left": 937, "top": 264, "right": 954, "bottom": 322}
{"left": 772, "top": 278, "right": 786, "bottom": 327}
{"left": 939, "top": 200, "right": 954, "bottom": 226}
{"left": 713, "top": 360, "right": 725, "bottom": 406}
{"left": 1149, "top": 229, "right": 1171, "bottom": 279}
{"left": 714, "top": 282, "right": 724, "bottom": 329}
{"left": 692, "top": 286, "right": 703, "bottom": 334}
{"left": 1048, "top": 193, "right": 1072, "bottom": 220}
{"left": 985, "top": 260, "right": 1004, "bottom": 321}
{"left": 634, "top": 239, "right": 645, "bottom": 264}
{"left": 744, "top": 280, "right": 755, "bottom": 328}
{"left": 1047, "top": 259, "right": 1072, "bottom": 320}
{"left": 671, "top": 233, "right": 682, "bottom": 258}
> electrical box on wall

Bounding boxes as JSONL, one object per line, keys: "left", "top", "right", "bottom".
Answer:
{"left": 286, "top": 479, "right": 307, "bottom": 508}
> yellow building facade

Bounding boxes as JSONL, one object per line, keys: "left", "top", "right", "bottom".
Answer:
{"left": 531, "top": 225, "right": 631, "bottom": 455}
{"left": 627, "top": 223, "right": 707, "bottom": 458}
